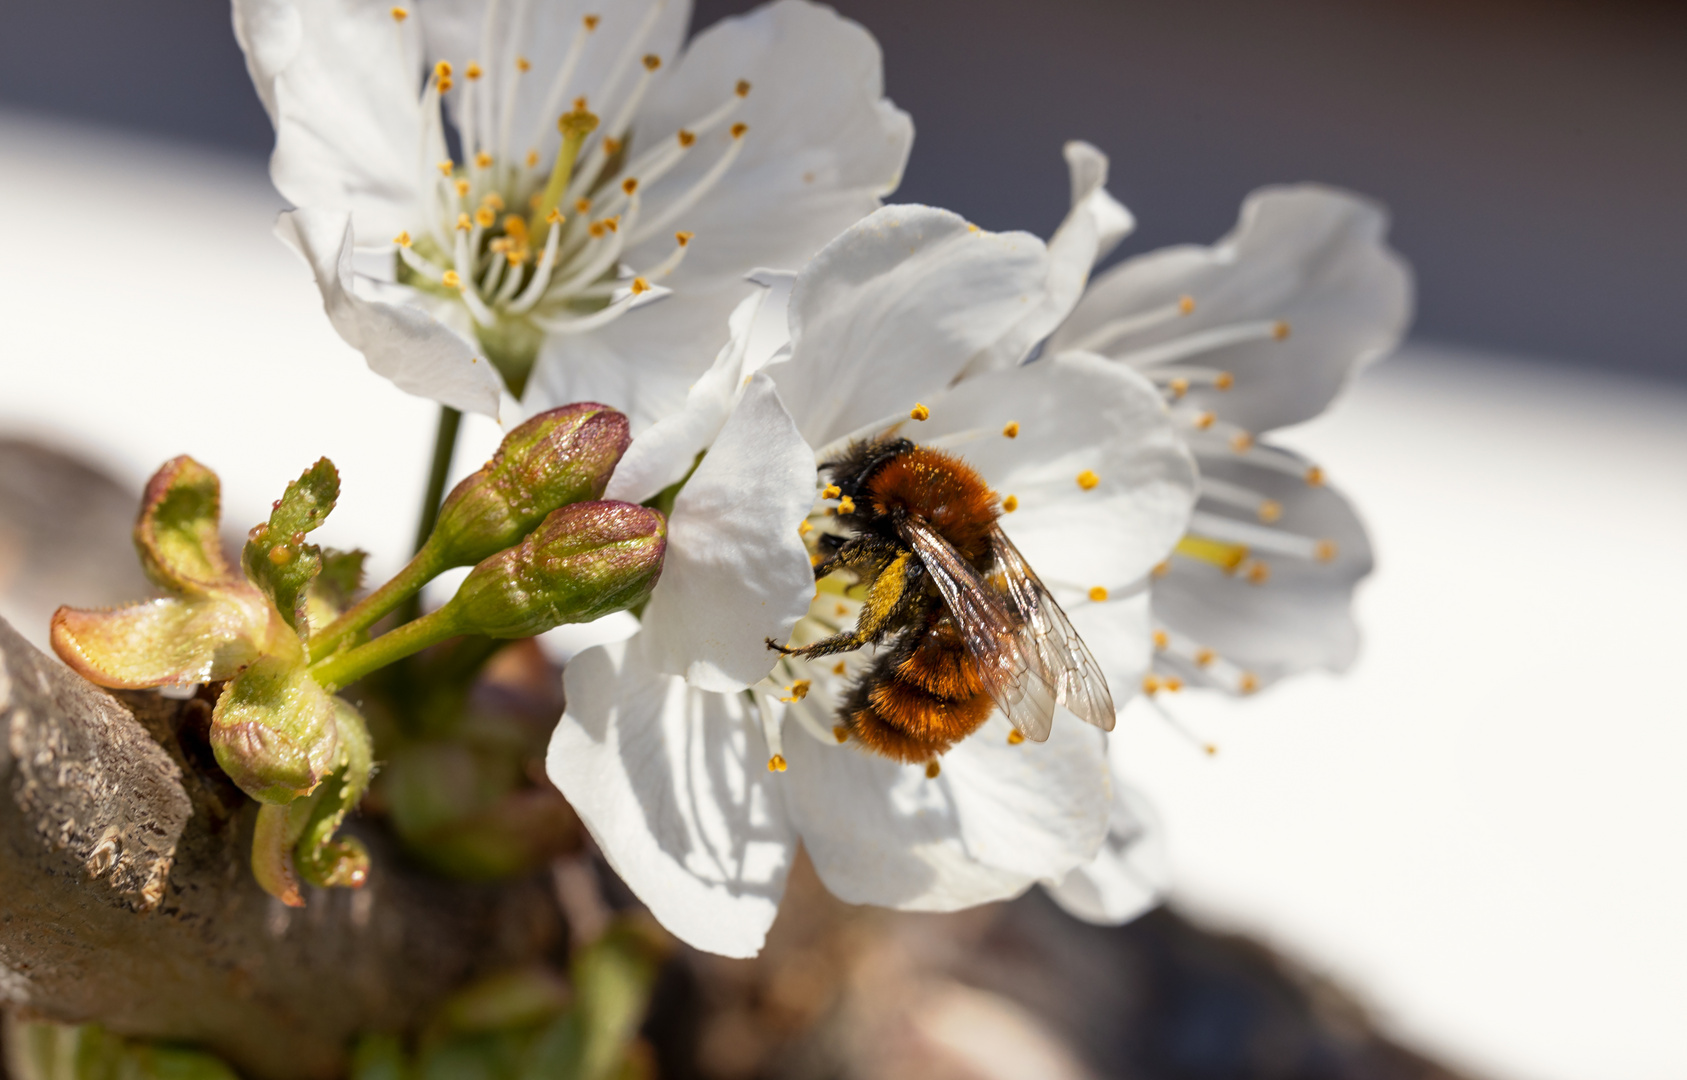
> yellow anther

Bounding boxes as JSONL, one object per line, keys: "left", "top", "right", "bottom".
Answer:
{"left": 546, "top": 208, "right": 564, "bottom": 225}
{"left": 1164, "top": 676, "right": 1184, "bottom": 692}
{"left": 1178, "top": 294, "right": 1196, "bottom": 314}
{"left": 798, "top": 520, "right": 812, "bottom": 536}
{"left": 1194, "top": 647, "right": 1216, "bottom": 668}
{"left": 731, "top": 122, "right": 748, "bottom": 139}
{"left": 501, "top": 213, "right": 526, "bottom": 238}
{"left": 643, "top": 53, "right": 662, "bottom": 71}
{"left": 780, "top": 680, "right": 811, "bottom": 702}
{"left": 438, "top": 76, "right": 453, "bottom": 92}
{"left": 1231, "top": 431, "right": 1254, "bottom": 453}
{"left": 1088, "top": 586, "right": 1109, "bottom": 602}
{"left": 833, "top": 725, "right": 849, "bottom": 743}
{"left": 437, "top": 160, "right": 455, "bottom": 176}
{"left": 630, "top": 277, "right": 651, "bottom": 294}
{"left": 442, "top": 270, "right": 462, "bottom": 288}
{"left": 1076, "top": 470, "right": 1100, "bottom": 490}
{"left": 1002, "top": 421, "right": 1020, "bottom": 438}
{"left": 810, "top": 553, "right": 822, "bottom": 566}
{"left": 475, "top": 151, "right": 492, "bottom": 169}
{"left": 1204, "top": 744, "right": 1219, "bottom": 756}
{"left": 1273, "top": 320, "right": 1292, "bottom": 341}
{"left": 602, "top": 136, "right": 623, "bottom": 156}
{"left": 1305, "top": 465, "right": 1325, "bottom": 486}
{"left": 583, "top": 14, "right": 600, "bottom": 30}
{"left": 832, "top": 662, "right": 846, "bottom": 677}
{"left": 1315, "top": 539, "right": 1338, "bottom": 563}
{"left": 1142, "top": 675, "right": 1161, "bottom": 695}
{"left": 454, "top": 178, "right": 471, "bottom": 197}
{"left": 588, "top": 221, "right": 606, "bottom": 238}
{"left": 1194, "top": 412, "right": 1215, "bottom": 430}
{"left": 767, "top": 754, "right": 788, "bottom": 773}
{"left": 1176, "top": 534, "right": 1248, "bottom": 572}
{"left": 1239, "top": 672, "right": 1260, "bottom": 695}
{"left": 434, "top": 60, "right": 453, "bottom": 80}
{"left": 574, "top": 96, "right": 589, "bottom": 110}
{"left": 1168, "top": 377, "right": 1189, "bottom": 399}
{"left": 516, "top": 55, "right": 531, "bottom": 73}
{"left": 821, "top": 484, "right": 841, "bottom": 500}
{"left": 475, "top": 206, "right": 496, "bottom": 227}
{"left": 575, "top": 198, "right": 592, "bottom": 214}
{"left": 456, "top": 212, "right": 473, "bottom": 230}
{"left": 393, "top": 231, "right": 412, "bottom": 247}
{"left": 622, "top": 177, "right": 639, "bottom": 195}
{"left": 1152, "top": 560, "right": 1171, "bottom": 578}
{"left": 1257, "top": 499, "right": 1282, "bottom": 523}
{"left": 836, "top": 495, "right": 856, "bottom": 514}
{"left": 1002, "top": 494, "right": 1018, "bottom": 513}
{"left": 604, "top": 217, "right": 620, "bottom": 233}
{"left": 505, "top": 248, "right": 527, "bottom": 266}
{"left": 391, "top": 7, "right": 409, "bottom": 21}
{"left": 482, "top": 192, "right": 505, "bottom": 211}
{"left": 736, "top": 79, "right": 752, "bottom": 97}
{"left": 1007, "top": 729, "right": 1026, "bottom": 746}
{"left": 1246, "top": 561, "right": 1270, "bottom": 585}
{"left": 909, "top": 402, "right": 930, "bottom": 421}
{"left": 1153, "top": 630, "right": 1169, "bottom": 651}
{"left": 677, "top": 129, "right": 696, "bottom": 148}
{"left": 1215, "top": 371, "right": 1234, "bottom": 390}
{"left": 465, "top": 62, "right": 483, "bottom": 80}
{"left": 834, "top": 603, "right": 849, "bottom": 617}
{"left": 925, "top": 761, "right": 941, "bottom": 779}
{"left": 675, "top": 230, "right": 694, "bottom": 247}
{"left": 525, "top": 149, "right": 540, "bottom": 168}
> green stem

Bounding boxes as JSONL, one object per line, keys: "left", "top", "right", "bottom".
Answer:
{"left": 396, "top": 406, "right": 462, "bottom": 628}
{"left": 308, "top": 606, "right": 460, "bottom": 692}
{"left": 309, "top": 544, "right": 449, "bottom": 662}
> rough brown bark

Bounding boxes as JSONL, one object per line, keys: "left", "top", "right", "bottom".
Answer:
{"left": 0, "top": 616, "right": 562, "bottom": 1080}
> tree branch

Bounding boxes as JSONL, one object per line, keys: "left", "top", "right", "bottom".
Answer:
{"left": 0, "top": 616, "right": 562, "bottom": 1080}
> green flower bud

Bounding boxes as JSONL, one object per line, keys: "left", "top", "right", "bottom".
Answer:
{"left": 428, "top": 403, "right": 631, "bottom": 570}
{"left": 210, "top": 654, "right": 340, "bottom": 804}
{"left": 444, "top": 501, "right": 665, "bottom": 639}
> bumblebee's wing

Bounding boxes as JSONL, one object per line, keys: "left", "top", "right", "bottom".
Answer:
{"left": 902, "top": 517, "right": 1061, "bottom": 743}
{"left": 989, "top": 527, "right": 1117, "bottom": 734}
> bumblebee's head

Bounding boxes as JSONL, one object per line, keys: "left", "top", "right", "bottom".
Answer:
{"left": 820, "top": 436, "right": 915, "bottom": 498}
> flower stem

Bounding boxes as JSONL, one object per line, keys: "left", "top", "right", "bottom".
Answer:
{"left": 309, "top": 544, "right": 449, "bottom": 662}
{"left": 396, "top": 405, "right": 462, "bottom": 628}
{"left": 308, "top": 606, "right": 461, "bottom": 692}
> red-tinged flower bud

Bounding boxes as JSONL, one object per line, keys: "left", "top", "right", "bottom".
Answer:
{"left": 428, "top": 403, "right": 631, "bottom": 570}
{"left": 210, "top": 654, "right": 341, "bottom": 804}
{"left": 443, "top": 500, "right": 665, "bottom": 639}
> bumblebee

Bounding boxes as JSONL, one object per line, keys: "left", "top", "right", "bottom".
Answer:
{"left": 769, "top": 435, "right": 1114, "bottom": 764}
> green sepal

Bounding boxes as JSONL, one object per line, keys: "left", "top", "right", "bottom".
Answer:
{"left": 242, "top": 458, "right": 340, "bottom": 642}
{"left": 50, "top": 591, "right": 274, "bottom": 690}
{"left": 212, "top": 653, "right": 340, "bottom": 804}
{"left": 250, "top": 700, "right": 373, "bottom": 905}
{"left": 305, "top": 547, "right": 368, "bottom": 634}
{"left": 134, "top": 455, "right": 230, "bottom": 593}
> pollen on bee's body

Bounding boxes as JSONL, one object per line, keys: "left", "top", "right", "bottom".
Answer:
{"left": 836, "top": 495, "right": 856, "bottom": 514}
{"left": 1076, "top": 470, "right": 1100, "bottom": 490}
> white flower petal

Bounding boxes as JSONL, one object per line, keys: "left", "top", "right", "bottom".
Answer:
{"left": 914, "top": 352, "right": 1197, "bottom": 592}
{"left": 778, "top": 731, "right": 1034, "bottom": 911}
{"left": 276, "top": 209, "right": 503, "bottom": 417}
{"left": 1049, "top": 184, "right": 1412, "bottom": 435}
{"left": 550, "top": 641, "right": 796, "bottom": 958}
{"left": 773, "top": 206, "right": 1051, "bottom": 447}
{"left": 1045, "top": 754, "right": 1167, "bottom": 926}
{"left": 1066, "top": 589, "right": 1155, "bottom": 711}
{"left": 945, "top": 713, "right": 1112, "bottom": 883}
{"left": 958, "top": 140, "right": 1135, "bottom": 378}
{"left": 1156, "top": 444, "right": 1374, "bottom": 691}
{"left": 627, "top": 0, "right": 912, "bottom": 289}
{"left": 636, "top": 374, "right": 815, "bottom": 692}
{"left": 235, "top": 0, "right": 424, "bottom": 242}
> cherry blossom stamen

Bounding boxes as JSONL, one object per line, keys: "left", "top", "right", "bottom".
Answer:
{"left": 529, "top": 14, "right": 599, "bottom": 153}
{"left": 628, "top": 125, "right": 748, "bottom": 245}
{"left": 1068, "top": 294, "right": 1196, "bottom": 354}
{"left": 1110, "top": 319, "right": 1290, "bottom": 370}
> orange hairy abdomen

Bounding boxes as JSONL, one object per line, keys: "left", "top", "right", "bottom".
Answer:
{"left": 843, "top": 614, "right": 994, "bottom": 763}
{"left": 865, "top": 446, "right": 998, "bottom": 564}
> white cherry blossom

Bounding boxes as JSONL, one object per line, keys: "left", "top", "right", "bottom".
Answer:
{"left": 234, "top": 0, "right": 912, "bottom": 422}
{"left": 548, "top": 206, "right": 1197, "bottom": 956}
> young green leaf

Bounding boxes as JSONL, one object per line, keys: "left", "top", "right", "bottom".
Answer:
{"left": 243, "top": 458, "right": 341, "bottom": 642}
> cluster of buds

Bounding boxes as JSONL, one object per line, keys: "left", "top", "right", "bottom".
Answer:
{"left": 49, "top": 404, "right": 664, "bottom": 905}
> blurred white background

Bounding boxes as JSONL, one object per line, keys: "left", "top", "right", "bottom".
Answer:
{"left": 1, "top": 111, "right": 1682, "bottom": 1080}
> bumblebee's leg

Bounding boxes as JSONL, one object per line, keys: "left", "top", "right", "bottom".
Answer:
{"left": 770, "top": 549, "right": 924, "bottom": 658}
